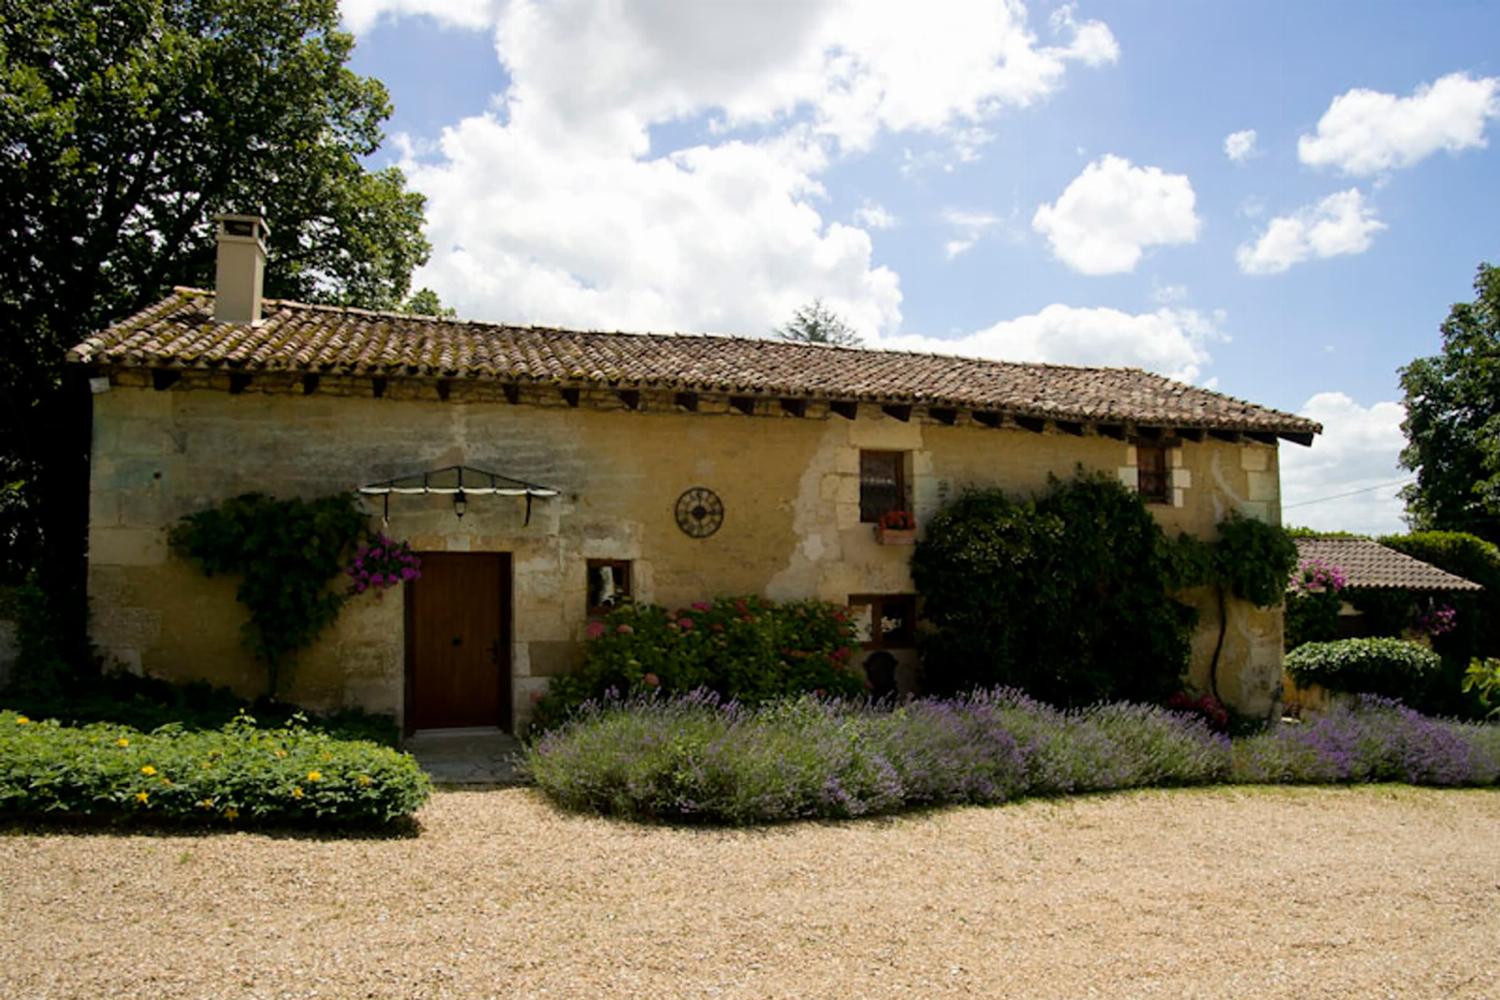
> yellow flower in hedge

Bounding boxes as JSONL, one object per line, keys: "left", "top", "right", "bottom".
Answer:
{"left": 134, "top": 791, "right": 149, "bottom": 803}
{"left": 291, "top": 786, "right": 304, "bottom": 799}
{"left": 15, "top": 715, "right": 30, "bottom": 725}
{"left": 116, "top": 737, "right": 130, "bottom": 747}
{"left": 223, "top": 806, "right": 239, "bottom": 821}
{"left": 356, "top": 775, "right": 373, "bottom": 787}
{"left": 274, "top": 749, "right": 287, "bottom": 758}
{"left": 306, "top": 770, "right": 322, "bottom": 782}
{"left": 140, "top": 765, "right": 157, "bottom": 776}
{"left": 197, "top": 799, "right": 215, "bottom": 810}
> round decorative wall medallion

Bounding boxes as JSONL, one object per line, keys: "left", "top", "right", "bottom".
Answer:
{"left": 674, "top": 486, "right": 724, "bottom": 538}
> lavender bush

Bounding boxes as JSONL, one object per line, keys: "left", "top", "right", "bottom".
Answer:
{"left": 523, "top": 689, "right": 1231, "bottom": 824}
{"left": 1232, "top": 696, "right": 1500, "bottom": 785}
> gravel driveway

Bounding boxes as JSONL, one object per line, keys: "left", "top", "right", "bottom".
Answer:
{"left": 2, "top": 785, "right": 1497, "bottom": 999}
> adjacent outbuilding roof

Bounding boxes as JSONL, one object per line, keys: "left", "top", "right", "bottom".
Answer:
{"left": 69, "top": 287, "right": 1322, "bottom": 442}
{"left": 1294, "top": 537, "right": 1483, "bottom": 592}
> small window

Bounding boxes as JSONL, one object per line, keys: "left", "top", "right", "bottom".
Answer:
{"left": 859, "top": 450, "right": 907, "bottom": 523}
{"left": 848, "top": 593, "right": 917, "bottom": 648}
{"left": 1137, "top": 444, "right": 1170, "bottom": 504}
{"left": 587, "top": 560, "right": 631, "bottom": 615}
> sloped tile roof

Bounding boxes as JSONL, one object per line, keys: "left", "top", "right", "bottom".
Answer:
{"left": 1294, "top": 537, "right": 1483, "bottom": 592}
{"left": 69, "top": 288, "right": 1322, "bottom": 438}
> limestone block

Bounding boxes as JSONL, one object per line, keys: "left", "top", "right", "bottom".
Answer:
{"left": 835, "top": 476, "right": 861, "bottom": 506}
{"left": 835, "top": 501, "right": 862, "bottom": 530}
{"left": 1173, "top": 487, "right": 1185, "bottom": 508}
{"left": 1170, "top": 468, "right": 1192, "bottom": 489}
{"left": 1125, "top": 445, "right": 1137, "bottom": 466}
{"left": 90, "top": 528, "right": 168, "bottom": 566}
{"left": 1169, "top": 447, "right": 1184, "bottom": 468}
{"left": 1239, "top": 500, "right": 1270, "bottom": 523}
{"left": 1240, "top": 447, "right": 1270, "bottom": 472}
{"left": 1117, "top": 467, "right": 1137, "bottom": 488}
{"left": 1246, "top": 470, "right": 1278, "bottom": 503}
{"left": 527, "top": 640, "right": 583, "bottom": 678}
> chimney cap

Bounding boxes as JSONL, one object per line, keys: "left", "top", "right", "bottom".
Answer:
{"left": 215, "top": 214, "right": 271, "bottom": 245}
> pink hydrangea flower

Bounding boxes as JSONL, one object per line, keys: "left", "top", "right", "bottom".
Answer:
{"left": 585, "top": 621, "right": 607, "bottom": 639}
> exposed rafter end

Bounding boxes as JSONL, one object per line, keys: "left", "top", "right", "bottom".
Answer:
{"left": 228, "top": 373, "right": 252, "bottom": 395}
{"left": 302, "top": 374, "right": 320, "bottom": 396}
{"left": 1177, "top": 427, "right": 1206, "bottom": 442}
{"left": 674, "top": 392, "right": 699, "bottom": 412}
{"left": 435, "top": 379, "right": 450, "bottom": 402}
{"left": 502, "top": 384, "right": 519, "bottom": 405}
{"left": 617, "top": 389, "right": 641, "bottom": 411}
{"left": 1135, "top": 425, "right": 1165, "bottom": 440}
{"left": 561, "top": 387, "right": 581, "bottom": 408}
{"left": 779, "top": 398, "right": 806, "bottom": 418}
{"left": 1208, "top": 429, "right": 1243, "bottom": 444}
{"left": 1056, "top": 420, "right": 1084, "bottom": 436}
{"left": 729, "top": 396, "right": 756, "bottom": 416}
{"left": 1015, "top": 416, "right": 1046, "bottom": 435}
{"left": 882, "top": 404, "right": 911, "bottom": 422}
{"left": 1096, "top": 424, "right": 1126, "bottom": 440}
{"left": 1247, "top": 431, "right": 1278, "bottom": 446}
{"left": 829, "top": 400, "right": 858, "bottom": 420}
{"left": 371, "top": 377, "right": 387, "bottom": 399}
{"left": 151, "top": 369, "right": 180, "bottom": 391}
{"left": 972, "top": 411, "right": 1004, "bottom": 429}
{"left": 928, "top": 407, "right": 957, "bottom": 426}
{"left": 1280, "top": 431, "right": 1315, "bottom": 447}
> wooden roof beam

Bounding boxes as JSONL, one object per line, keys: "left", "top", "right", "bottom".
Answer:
{"left": 829, "top": 400, "right": 858, "bottom": 420}
{"left": 882, "top": 404, "right": 912, "bottom": 422}
{"left": 674, "top": 391, "right": 699, "bottom": 412}
{"left": 928, "top": 406, "right": 958, "bottom": 426}
{"left": 779, "top": 397, "right": 806, "bottom": 418}
{"left": 729, "top": 396, "right": 756, "bottom": 416}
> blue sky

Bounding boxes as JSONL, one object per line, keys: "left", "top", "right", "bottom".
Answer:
{"left": 341, "top": 1, "right": 1500, "bottom": 534}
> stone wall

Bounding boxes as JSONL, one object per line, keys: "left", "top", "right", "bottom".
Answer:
{"left": 87, "top": 376, "right": 1287, "bottom": 728}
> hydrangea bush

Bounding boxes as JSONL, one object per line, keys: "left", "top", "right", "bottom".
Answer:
{"left": 1285, "top": 637, "right": 1443, "bottom": 702}
{"left": 0, "top": 710, "right": 430, "bottom": 827}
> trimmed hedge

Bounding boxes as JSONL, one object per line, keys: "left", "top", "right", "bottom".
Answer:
{"left": 0, "top": 710, "right": 430, "bottom": 827}
{"left": 1381, "top": 531, "right": 1500, "bottom": 656}
{"left": 1285, "top": 638, "right": 1442, "bottom": 700}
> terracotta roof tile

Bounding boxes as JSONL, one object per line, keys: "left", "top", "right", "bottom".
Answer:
{"left": 69, "top": 288, "right": 1322, "bottom": 438}
{"left": 1294, "top": 538, "right": 1483, "bottom": 592}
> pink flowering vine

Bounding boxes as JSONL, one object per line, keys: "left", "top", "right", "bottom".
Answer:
{"left": 347, "top": 534, "right": 421, "bottom": 594}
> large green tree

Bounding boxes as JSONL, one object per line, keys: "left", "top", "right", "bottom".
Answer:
{"left": 1400, "top": 263, "right": 1500, "bottom": 546}
{"left": 774, "top": 299, "right": 863, "bottom": 347}
{"left": 0, "top": 0, "right": 431, "bottom": 582}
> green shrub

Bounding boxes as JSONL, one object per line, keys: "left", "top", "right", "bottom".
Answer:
{"left": 1380, "top": 531, "right": 1500, "bottom": 656}
{"left": 534, "top": 596, "right": 863, "bottom": 727}
{"left": 912, "top": 473, "right": 1197, "bottom": 706}
{"left": 1285, "top": 638, "right": 1442, "bottom": 702}
{"left": 4, "top": 673, "right": 399, "bottom": 746}
{"left": 0, "top": 710, "right": 429, "bottom": 826}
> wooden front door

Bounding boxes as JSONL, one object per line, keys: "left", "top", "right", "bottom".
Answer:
{"left": 406, "top": 552, "right": 511, "bottom": 732}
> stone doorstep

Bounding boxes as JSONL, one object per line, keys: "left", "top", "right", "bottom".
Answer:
{"left": 402, "top": 728, "right": 525, "bottom": 787}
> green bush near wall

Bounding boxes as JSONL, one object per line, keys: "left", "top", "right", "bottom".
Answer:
{"left": 533, "top": 596, "right": 864, "bottom": 728}
{"left": 0, "top": 710, "right": 429, "bottom": 827}
{"left": 1285, "top": 637, "right": 1443, "bottom": 703}
{"left": 1380, "top": 531, "right": 1500, "bottom": 656}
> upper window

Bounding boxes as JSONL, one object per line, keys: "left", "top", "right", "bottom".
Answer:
{"left": 860, "top": 450, "right": 907, "bottom": 523}
{"left": 587, "top": 559, "right": 631, "bottom": 616}
{"left": 1137, "top": 444, "right": 1170, "bottom": 504}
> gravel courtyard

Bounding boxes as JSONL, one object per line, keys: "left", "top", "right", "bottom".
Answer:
{"left": 2, "top": 785, "right": 1497, "bottom": 999}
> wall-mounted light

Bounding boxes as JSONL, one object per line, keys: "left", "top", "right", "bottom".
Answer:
{"left": 453, "top": 489, "right": 467, "bottom": 519}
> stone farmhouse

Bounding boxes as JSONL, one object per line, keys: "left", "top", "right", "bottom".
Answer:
{"left": 69, "top": 216, "right": 1321, "bottom": 731}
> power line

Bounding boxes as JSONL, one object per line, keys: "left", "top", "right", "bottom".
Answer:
{"left": 1282, "top": 477, "right": 1416, "bottom": 510}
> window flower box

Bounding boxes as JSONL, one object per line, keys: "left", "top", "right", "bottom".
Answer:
{"left": 875, "top": 510, "right": 917, "bottom": 545}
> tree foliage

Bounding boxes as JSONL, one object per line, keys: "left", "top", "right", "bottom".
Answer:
{"left": 0, "top": 0, "right": 430, "bottom": 580}
{"left": 1399, "top": 263, "right": 1500, "bottom": 545}
{"left": 912, "top": 474, "right": 1198, "bottom": 707}
{"left": 774, "top": 299, "right": 863, "bottom": 346}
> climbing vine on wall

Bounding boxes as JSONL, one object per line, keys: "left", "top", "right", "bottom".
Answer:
{"left": 170, "top": 493, "right": 368, "bottom": 697}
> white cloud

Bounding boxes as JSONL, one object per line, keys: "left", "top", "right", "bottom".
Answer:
{"left": 941, "top": 209, "right": 1004, "bottom": 259}
{"left": 1223, "top": 128, "right": 1258, "bottom": 162}
{"left": 356, "top": 0, "right": 1118, "bottom": 338}
{"left": 1298, "top": 72, "right": 1500, "bottom": 176}
{"left": 1031, "top": 155, "right": 1201, "bottom": 275}
{"left": 1236, "top": 189, "right": 1385, "bottom": 275}
{"left": 875, "top": 304, "right": 1224, "bottom": 383}
{"left": 1151, "top": 282, "right": 1189, "bottom": 305}
{"left": 852, "top": 200, "right": 898, "bottom": 229}
{"left": 341, "top": 0, "right": 498, "bottom": 33}
{"left": 1279, "top": 392, "right": 1409, "bottom": 536}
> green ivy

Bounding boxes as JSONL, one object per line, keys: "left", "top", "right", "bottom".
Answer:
{"left": 1212, "top": 513, "right": 1299, "bottom": 608}
{"left": 169, "top": 493, "right": 367, "bottom": 698}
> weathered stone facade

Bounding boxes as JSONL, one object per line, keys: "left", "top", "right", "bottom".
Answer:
{"left": 87, "top": 370, "right": 1287, "bottom": 730}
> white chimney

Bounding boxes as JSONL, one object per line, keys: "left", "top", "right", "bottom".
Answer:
{"left": 213, "top": 214, "right": 270, "bottom": 324}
